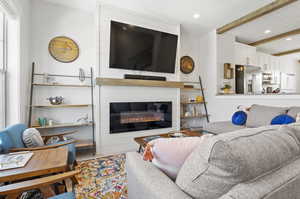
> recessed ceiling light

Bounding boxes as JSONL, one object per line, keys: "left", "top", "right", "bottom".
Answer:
{"left": 286, "top": 38, "right": 292, "bottom": 41}
{"left": 264, "top": 30, "right": 271, "bottom": 34}
{"left": 193, "top": 13, "right": 200, "bottom": 19}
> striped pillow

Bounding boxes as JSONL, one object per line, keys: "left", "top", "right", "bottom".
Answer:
{"left": 22, "top": 128, "right": 44, "bottom": 148}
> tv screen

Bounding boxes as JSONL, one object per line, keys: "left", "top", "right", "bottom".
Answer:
{"left": 109, "top": 21, "right": 178, "bottom": 74}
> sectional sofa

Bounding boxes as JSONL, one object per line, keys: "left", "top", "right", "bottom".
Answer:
{"left": 126, "top": 104, "right": 300, "bottom": 199}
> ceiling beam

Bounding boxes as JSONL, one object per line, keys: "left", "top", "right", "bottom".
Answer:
{"left": 250, "top": 28, "right": 300, "bottom": 46}
{"left": 273, "top": 48, "right": 300, "bottom": 56}
{"left": 217, "top": 0, "right": 297, "bottom": 34}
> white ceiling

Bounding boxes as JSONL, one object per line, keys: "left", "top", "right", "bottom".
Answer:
{"left": 41, "top": 0, "right": 97, "bottom": 12}
{"left": 41, "top": 0, "right": 273, "bottom": 34}
{"left": 227, "top": 1, "right": 300, "bottom": 54}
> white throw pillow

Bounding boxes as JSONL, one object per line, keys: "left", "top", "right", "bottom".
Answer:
{"left": 22, "top": 128, "right": 44, "bottom": 148}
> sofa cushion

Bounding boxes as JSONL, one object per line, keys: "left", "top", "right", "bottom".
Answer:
{"left": 175, "top": 126, "right": 300, "bottom": 199}
{"left": 203, "top": 121, "right": 245, "bottom": 134}
{"left": 287, "top": 106, "right": 300, "bottom": 119}
{"left": 219, "top": 157, "right": 300, "bottom": 199}
{"left": 246, "top": 104, "right": 288, "bottom": 127}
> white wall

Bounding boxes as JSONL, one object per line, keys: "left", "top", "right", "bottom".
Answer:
{"left": 30, "top": 0, "right": 96, "bottom": 140}
{"left": 179, "top": 28, "right": 202, "bottom": 82}
{"left": 25, "top": 2, "right": 205, "bottom": 155}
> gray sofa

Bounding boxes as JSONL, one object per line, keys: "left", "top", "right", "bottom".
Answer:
{"left": 126, "top": 123, "right": 300, "bottom": 199}
{"left": 203, "top": 104, "right": 300, "bottom": 134}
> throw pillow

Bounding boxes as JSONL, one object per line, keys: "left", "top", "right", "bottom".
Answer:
{"left": 146, "top": 135, "right": 212, "bottom": 180}
{"left": 271, "top": 114, "right": 296, "bottom": 125}
{"left": 232, "top": 111, "right": 247, "bottom": 125}
{"left": 22, "top": 128, "right": 44, "bottom": 148}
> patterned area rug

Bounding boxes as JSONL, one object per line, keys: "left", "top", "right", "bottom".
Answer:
{"left": 75, "top": 154, "right": 127, "bottom": 199}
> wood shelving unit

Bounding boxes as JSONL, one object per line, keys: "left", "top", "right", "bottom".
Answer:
{"left": 180, "top": 115, "right": 209, "bottom": 119}
{"left": 180, "top": 77, "right": 209, "bottom": 131}
{"left": 181, "top": 102, "right": 206, "bottom": 105}
{"left": 32, "top": 104, "right": 91, "bottom": 108}
{"left": 75, "top": 140, "right": 94, "bottom": 149}
{"left": 31, "top": 122, "right": 93, "bottom": 130}
{"left": 28, "top": 63, "right": 95, "bottom": 151}
{"left": 33, "top": 83, "right": 91, "bottom": 88}
{"left": 181, "top": 88, "right": 203, "bottom": 91}
{"left": 96, "top": 77, "right": 184, "bottom": 88}
{"left": 34, "top": 73, "right": 92, "bottom": 78}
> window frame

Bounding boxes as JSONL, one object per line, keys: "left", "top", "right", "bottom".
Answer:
{"left": 0, "top": 12, "right": 8, "bottom": 128}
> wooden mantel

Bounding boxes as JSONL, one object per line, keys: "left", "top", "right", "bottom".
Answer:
{"left": 96, "top": 78, "right": 184, "bottom": 88}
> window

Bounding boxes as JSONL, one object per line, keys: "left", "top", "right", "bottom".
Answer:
{"left": 0, "top": 12, "right": 7, "bottom": 128}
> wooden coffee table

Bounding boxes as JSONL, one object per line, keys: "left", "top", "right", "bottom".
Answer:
{"left": 0, "top": 147, "right": 69, "bottom": 183}
{"left": 134, "top": 130, "right": 203, "bottom": 152}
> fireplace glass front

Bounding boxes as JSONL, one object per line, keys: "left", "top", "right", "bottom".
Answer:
{"left": 110, "top": 102, "right": 172, "bottom": 134}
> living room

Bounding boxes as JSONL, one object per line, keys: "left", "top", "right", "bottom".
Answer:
{"left": 2, "top": 0, "right": 300, "bottom": 198}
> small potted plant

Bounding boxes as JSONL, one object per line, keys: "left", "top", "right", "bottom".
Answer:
{"left": 221, "top": 84, "right": 232, "bottom": 94}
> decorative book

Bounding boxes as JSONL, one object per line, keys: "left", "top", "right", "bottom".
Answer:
{"left": 0, "top": 151, "right": 33, "bottom": 171}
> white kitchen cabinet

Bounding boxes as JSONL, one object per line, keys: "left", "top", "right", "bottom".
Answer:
{"left": 281, "top": 73, "right": 297, "bottom": 93}
{"left": 235, "top": 42, "right": 257, "bottom": 66}
{"left": 256, "top": 52, "right": 280, "bottom": 72}
{"left": 278, "top": 56, "right": 298, "bottom": 75}
{"left": 257, "top": 52, "right": 267, "bottom": 71}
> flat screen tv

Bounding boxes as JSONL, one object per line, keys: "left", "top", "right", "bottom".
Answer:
{"left": 109, "top": 21, "right": 178, "bottom": 74}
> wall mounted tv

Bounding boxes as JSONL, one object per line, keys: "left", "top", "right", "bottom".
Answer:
{"left": 109, "top": 21, "right": 178, "bottom": 74}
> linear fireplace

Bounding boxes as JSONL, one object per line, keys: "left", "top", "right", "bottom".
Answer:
{"left": 110, "top": 101, "right": 172, "bottom": 134}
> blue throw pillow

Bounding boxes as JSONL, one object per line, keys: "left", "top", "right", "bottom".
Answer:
{"left": 271, "top": 114, "right": 295, "bottom": 125}
{"left": 232, "top": 111, "right": 247, "bottom": 126}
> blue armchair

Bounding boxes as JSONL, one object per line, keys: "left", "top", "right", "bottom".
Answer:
{"left": 0, "top": 124, "right": 76, "bottom": 165}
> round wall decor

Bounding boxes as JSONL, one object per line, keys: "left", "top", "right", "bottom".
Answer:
{"left": 48, "top": 36, "right": 79, "bottom": 63}
{"left": 180, "top": 56, "right": 195, "bottom": 74}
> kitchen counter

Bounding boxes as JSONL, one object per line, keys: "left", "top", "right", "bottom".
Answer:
{"left": 217, "top": 93, "right": 300, "bottom": 96}
{"left": 216, "top": 93, "right": 300, "bottom": 99}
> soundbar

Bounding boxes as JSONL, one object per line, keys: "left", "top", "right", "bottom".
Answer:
{"left": 124, "top": 74, "right": 166, "bottom": 81}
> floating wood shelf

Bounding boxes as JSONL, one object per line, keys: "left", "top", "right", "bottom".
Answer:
{"left": 181, "top": 102, "right": 205, "bottom": 105}
{"left": 32, "top": 104, "right": 91, "bottom": 108}
{"left": 31, "top": 122, "right": 93, "bottom": 129}
{"left": 180, "top": 115, "right": 209, "bottom": 119}
{"left": 33, "top": 83, "right": 91, "bottom": 88}
{"left": 96, "top": 78, "right": 184, "bottom": 88}
{"left": 75, "top": 140, "right": 95, "bottom": 149}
